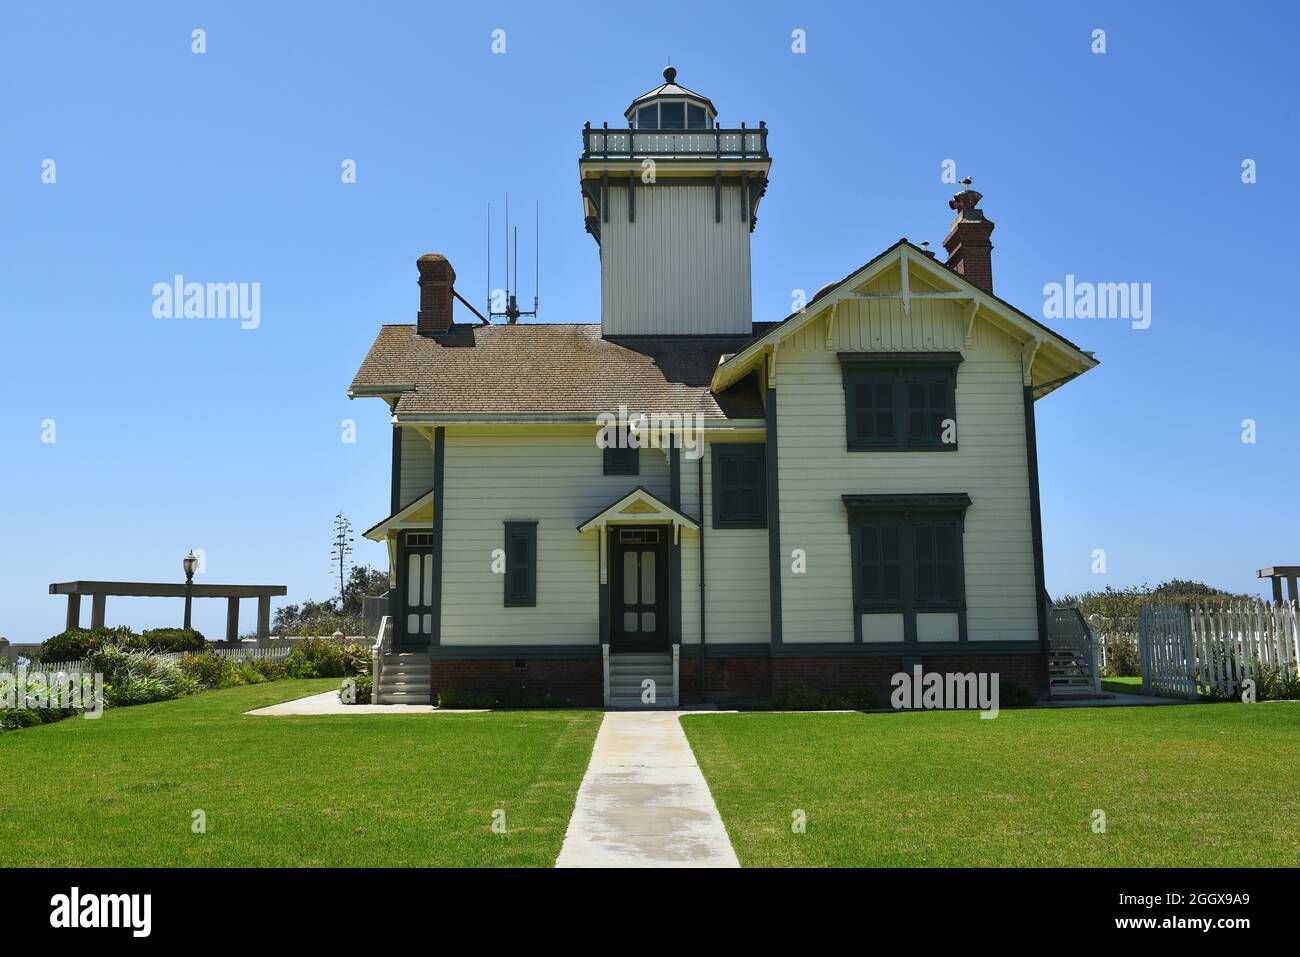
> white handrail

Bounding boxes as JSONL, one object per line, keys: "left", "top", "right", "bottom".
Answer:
{"left": 372, "top": 616, "right": 391, "bottom": 704}
{"left": 602, "top": 643, "right": 610, "bottom": 708}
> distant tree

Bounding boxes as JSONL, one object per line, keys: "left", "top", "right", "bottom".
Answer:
{"left": 329, "top": 512, "right": 354, "bottom": 605}
{"left": 342, "top": 565, "right": 389, "bottom": 615}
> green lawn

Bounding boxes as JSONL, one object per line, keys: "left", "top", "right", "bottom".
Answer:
{"left": 682, "top": 703, "right": 1300, "bottom": 867}
{"left": 1102, "top": 676, "right": 1144, "bottom": 695}
{"left": 0, "top": 680, "right": 601, "bottom": 867}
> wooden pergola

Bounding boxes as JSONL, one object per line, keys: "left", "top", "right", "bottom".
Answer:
{"left": 50, "top": 581, "right": 288, "bottom": 642}
{"left": 1257, "top": 566, "right": 1300, "bottom": 605}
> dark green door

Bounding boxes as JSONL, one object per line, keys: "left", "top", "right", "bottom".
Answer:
{"left": 399, "top": 532, "right": 434, "bottom": 648}
{"left": 610, "top": 527, "right": 669, "bottom": 652}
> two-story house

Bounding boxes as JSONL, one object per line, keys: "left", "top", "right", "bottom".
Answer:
{"left": 349, "top": 68, "right": 1097, "bottom": 707}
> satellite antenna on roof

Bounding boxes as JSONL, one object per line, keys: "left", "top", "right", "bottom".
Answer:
{"left": 485, "top": 194, "right": 540, "bottom": 324}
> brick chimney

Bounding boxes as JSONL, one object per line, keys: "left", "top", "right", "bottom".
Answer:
{"left": 416, "top": 254, "right": 455, "bottom": 335}
{"left": 942, "top": 188, "right": 995, "bottom": 293}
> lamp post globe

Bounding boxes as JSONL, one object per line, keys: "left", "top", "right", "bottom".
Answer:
{"left": 183, "top": 550, "right": 198, "bottom": 629}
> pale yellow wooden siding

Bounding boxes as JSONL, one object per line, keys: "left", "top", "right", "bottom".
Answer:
{"left": 699, "top": 439, "right": 771, "bottom": 643}
{"left": 399, "top": 426, "right": 435, "bottom": 509}
{"left": 600, "top": 184, "right": 752, "bottom": 335}
{"left": 439, "top": 429, "right": 671, "bottom": 647}
{"left": 776, "top": 299, "right": 1039, "bottom": 644}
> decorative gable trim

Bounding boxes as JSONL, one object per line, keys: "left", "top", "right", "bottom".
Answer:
{"left": 577, "top": 485, "right": 701, "bottom": 536}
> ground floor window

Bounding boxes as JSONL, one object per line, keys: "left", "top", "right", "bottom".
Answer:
{"left": 844, "top": 494, "right": 970, "bottom": 643}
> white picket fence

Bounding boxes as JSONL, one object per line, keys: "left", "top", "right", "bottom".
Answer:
{"left": 1138, "top": 600, "right": 1300, "bottom": 699}
{"left": 1188, "top": 600, "right": 1299, "bottom": 697}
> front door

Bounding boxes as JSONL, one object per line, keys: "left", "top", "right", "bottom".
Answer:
{"left": 400, "top": 531, "right": 435, "bottom": 648}
{"left": 610, "top": 527, "right": 669, "bottom": 652}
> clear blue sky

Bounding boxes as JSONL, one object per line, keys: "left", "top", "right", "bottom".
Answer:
{"left": 3, "top": 2, "right": 1297, "bottom": 642}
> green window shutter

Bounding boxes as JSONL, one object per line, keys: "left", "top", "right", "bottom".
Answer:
{"left": 503, "top": 522, "right": 537, "bottom": 607}
{"left": 712, "top": 444, "right": 767, "bottom": 529}
{"left": 846, "top": 373, "right": 897, "bottom": 449}
{"left": 855, "top": 522, "right": 903, "bottom": 606}
{"left": 903, "top": 374, "right": 956, "bottom": 448}
{"left": 911, "top": 520, "right": 961, "bottom": 608}
{"left": 603, "top": 443, "right": 639, "bottom": 475}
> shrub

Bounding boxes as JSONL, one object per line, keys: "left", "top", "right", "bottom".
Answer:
{"left": 339, "top": 674, "right": 373, "bottom": 705}
{"left": 997, "top": 677, "right": 1038, "bottom": 707}
{"left": 39, "top": 627, "right": 134, "bottom": 663}
{"left": 180, "top": 651, "right": 241, "bottom": 690}
{"left": 173, "top": 673, "right": 203, "bottom": 697}
{"left": 0, "top": 672, "right": 95, "bottom": 731}
{"left": 767, "top": 683, "right": 878, "bottom": 711}
{"left": 241, "top": 658, "right": 288, "bottom": 682}
{"left": 285, "top": 638, "right": 346, "bottom": 679}
{"left": 1101, "top": 634, "right": 1141, "bottom": 677}
{"left": 106, "top": 675, "right": 179, "bottom": 707}
{"left": 437, "top": 689, "right": 498, "bottom": 709}
{"left": 342, "top": 642, "right": 371, "bottom": 677}
{"left": 138, "top": 628, "right": 206, "bottom": 654}
{"left": 87, "top": 645, "right": 183, "bottom": 687}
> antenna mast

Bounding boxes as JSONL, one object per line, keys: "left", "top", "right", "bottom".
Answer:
{"left": 485, "top": 195, "right": 541, "bottom": 324}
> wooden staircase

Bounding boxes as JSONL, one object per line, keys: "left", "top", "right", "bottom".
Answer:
{"left": 1047, "top": 606, "right": 1104, "bottom": 698}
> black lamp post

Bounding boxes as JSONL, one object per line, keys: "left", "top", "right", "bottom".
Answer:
{"left": 182, "top": 550, "right": 198, "bottom": 630}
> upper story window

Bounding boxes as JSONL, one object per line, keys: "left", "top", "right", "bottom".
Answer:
{"left": 635, "top": 100, "right": 709, "bottom": 130}
{"left": 603, "top": 433, "right": 639, "bottom": 476}
{"left": 839, "top": 353, "right": 962, "bottom": 452}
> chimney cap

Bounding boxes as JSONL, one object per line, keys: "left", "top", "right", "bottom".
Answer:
{"left": 418, "top": 253, "right": 449, "bottom": 263}
{"left": 948, "top": 188, "right": 983, "bottom": 214}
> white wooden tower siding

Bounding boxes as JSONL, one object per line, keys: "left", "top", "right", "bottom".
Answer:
{"left": 580, "top": 67, "right": 771, "bottom": 336}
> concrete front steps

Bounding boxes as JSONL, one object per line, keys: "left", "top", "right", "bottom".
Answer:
{"left": 375, "top": 651, "right": 431, "bottom": 705}
{"left": 608, "top": 652, "right": 676, "bottom": 709}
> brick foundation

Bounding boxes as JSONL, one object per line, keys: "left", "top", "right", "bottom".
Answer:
{"left": 430, "top": 651, "right": 1047, "bottom": 709}
{"left": 679, "top": 656, "right": 771, "bottom": 705}
{"left": 429, "top": 657, "right": 602, "bottom": 707}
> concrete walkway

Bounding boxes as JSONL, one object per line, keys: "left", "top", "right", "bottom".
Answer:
{"left": 556, "top": 710, "right": 740, "bottom": 868}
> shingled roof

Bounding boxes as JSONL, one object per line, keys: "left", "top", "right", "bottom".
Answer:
{"left": 349, "top": 323, "right": 777, "bottom": 419}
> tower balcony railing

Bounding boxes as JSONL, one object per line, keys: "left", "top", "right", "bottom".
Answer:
{"left": 582, "top": 123, "right": 768, "bottom": 162}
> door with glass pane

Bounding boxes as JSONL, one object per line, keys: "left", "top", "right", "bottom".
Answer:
{"left": 610, "top": 528, "right": 668, "bottom": 651}
{"left": 400, "top": 532, "right": 435, "bottom": 648}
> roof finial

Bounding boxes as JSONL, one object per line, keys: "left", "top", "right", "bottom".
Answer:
{"left": 663, "top": 64, "right": 677, "bottom": 83}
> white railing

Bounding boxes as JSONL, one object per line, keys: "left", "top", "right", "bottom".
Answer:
{"left": 671, "top": 644, "right": 680, "bottom": 707}
{"left": 601, "top": 643, "right": 610, "bottom": 708}
{"left": 372, "top": 616, "right": 391, "bottom": 705}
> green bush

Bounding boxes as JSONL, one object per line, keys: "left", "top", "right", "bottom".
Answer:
{"left": 767, "top": 683, "right": 878, "bottom": 711}
{"left": 38, "top": 626, "right": 206, "bottom": 662}
{"left": 173, "top": 673, "right": 203, "bottom": 697}
{"left": 0, "top": 672, "right": 95, "bottom": 732}
{"left": 38, "top": 627, "right": 134, "bottom": 663}
{"left": 437, "top": 689, "right": 498, "bottom": 709}
{"left": 339, "top": 674, "right": 373, "bottom": 705}
{"left": 88, "top": 645, "right": 183, "bottom": 686}
{"left": 106, "top": 675, "right": 179, "bottom": 707}
{"left": 997, "top": 678, "right": 1038, "bottom": 707}
{"left": 285, "top": 638, "right": 346, "bottom": 679}
{"left": 241, "top": 658, "right": 288, "bottom": 682}
{"left": 180, "top": 651, "right": 241, "bottom": 690}
{"left": 342, "top": 642, "right": 371, "bottom": 677}
{"left": 138, "top": 628, "right": 206, "bottom": 654}
{"left": 1101, "top": 635, "right": 1141, "bottom": 677}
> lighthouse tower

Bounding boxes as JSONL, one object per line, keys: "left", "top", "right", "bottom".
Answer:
{"left": 579, "top": 67, "right": 771, "bottom": 336}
